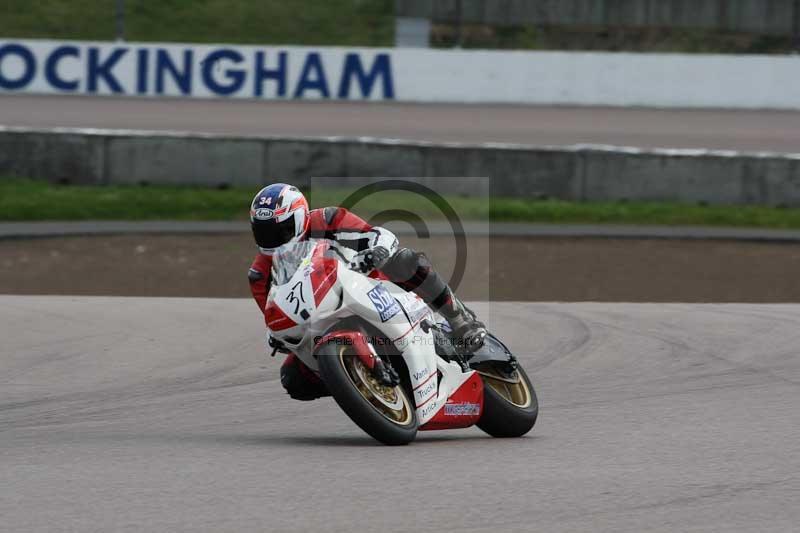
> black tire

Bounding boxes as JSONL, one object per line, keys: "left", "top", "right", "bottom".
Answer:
{"left": 317, "top": 334, "right": 418, "bottom": 445}
{"left": 476, "top": 363, "right": 538, "bottom": 438}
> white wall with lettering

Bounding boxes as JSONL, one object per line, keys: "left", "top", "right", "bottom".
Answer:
{"left": 1, "top": 39, "right": 798, "bottom": 109}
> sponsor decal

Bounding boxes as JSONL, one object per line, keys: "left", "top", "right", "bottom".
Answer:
{"left": 444, "top": 402, "right": 481, "bottom": 416}
{"left": 415, "top": 379, "right": 437, "bottom": 401}
{"left": 253, "top": 208, "right": 274, "bottom": 219}
{"left": 367, "top": 284, "right": 401, "bottom": 322}
{"left": 398, "top": 293, "right": 430, "bottom": 324}
{"left": 421, "top": 401, "right": 438, "bottom": 418}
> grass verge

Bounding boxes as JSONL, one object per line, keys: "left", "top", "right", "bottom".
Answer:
{"left": 0, "top": 0, "right": 394, "bottom": 46}
{"left": 3, "top": 178, "right": 800, "bottom": 229}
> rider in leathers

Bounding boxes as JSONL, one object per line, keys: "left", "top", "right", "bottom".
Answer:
{"left": 248, "top": 183, "right": 486, "bottom": 401}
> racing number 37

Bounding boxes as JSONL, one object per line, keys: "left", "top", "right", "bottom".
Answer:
{"left": 287, "top": 280, "right": 311, "bottom": 320}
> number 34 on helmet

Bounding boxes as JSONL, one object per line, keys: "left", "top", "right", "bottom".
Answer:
{"left": 250, "top": 183, "right": 310, "bottom": 254}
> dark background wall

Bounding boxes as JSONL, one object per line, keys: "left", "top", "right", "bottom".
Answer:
{"left": 397, "top": 0, "right": 800, "bottom": 35}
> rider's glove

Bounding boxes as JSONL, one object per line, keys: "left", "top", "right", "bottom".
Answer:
{"left": 267, "top": 334, "right": 290, "bottom": 357}
{"left": 349, "top": 246, "right": 391, "bottom": 273}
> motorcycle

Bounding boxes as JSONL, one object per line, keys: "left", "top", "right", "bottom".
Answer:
{"left": 265, "top": 238, "right": 538, "bottom": 445}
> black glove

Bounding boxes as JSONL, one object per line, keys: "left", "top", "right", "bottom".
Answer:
{"left": 349, "top": 246, "right": 391, "bottom": 273}
{"left": 268, "top": 334, "right": 289, "bottom": 357}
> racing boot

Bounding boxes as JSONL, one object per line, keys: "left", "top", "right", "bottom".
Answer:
{"left": 436, "top": 287, "right": 487, "bottom": 354}
{"left": 280, "top": 354, "right": 331, "bottom": 401}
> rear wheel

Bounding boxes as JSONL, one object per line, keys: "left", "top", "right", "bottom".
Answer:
{"left": 317, "top": 338, "right": 418, "bottom": 445}
{"left": 475, "top": 362, "right": 538, "bottom": 438}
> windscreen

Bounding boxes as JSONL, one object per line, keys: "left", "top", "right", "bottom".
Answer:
{"left": 270, "top": 238, "right": 344, "bottom": 286}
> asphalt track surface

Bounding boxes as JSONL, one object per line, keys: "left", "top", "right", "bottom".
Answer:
{"left": 2, "top": 95, "right": 800, "bottom": 152}
{"left": 7, "top": 220, "right": 800, "bottom": 242}
{"left": 2, "top": 297, "right": 799, "bottom": 532}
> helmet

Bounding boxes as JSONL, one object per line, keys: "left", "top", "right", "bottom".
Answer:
{"left": 250, "top": 183, "right": 310, "bottom": 253}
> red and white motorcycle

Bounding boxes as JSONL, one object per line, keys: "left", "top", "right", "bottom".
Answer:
{"left": 265, "top": 238, "right": 538, "bottom": 445}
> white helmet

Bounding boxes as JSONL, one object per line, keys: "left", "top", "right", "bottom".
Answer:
{"left": 250, "top": 183, "right": 310, "bottom": 254}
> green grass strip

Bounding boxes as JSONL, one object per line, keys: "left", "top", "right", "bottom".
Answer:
{"left": 0, "top": 0, "right": 394, "bottom": 46}
{"left": 3, "top": 178, "right": 800, "bottom": 229}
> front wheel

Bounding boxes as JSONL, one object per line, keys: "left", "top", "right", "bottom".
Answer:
{"left": 475, "top": 362, "right": 538, "bottom": 438}
{"left": 317, "top": 336, "right": 418, "bottom": 445}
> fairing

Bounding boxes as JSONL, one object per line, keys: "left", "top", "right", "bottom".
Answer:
{"left": 267, "top": 238, "right": 486, "bottom": 426}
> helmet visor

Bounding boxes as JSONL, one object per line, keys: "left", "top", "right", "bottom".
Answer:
{"left": 252, "top": 214, "right": 297, "bottom": 249}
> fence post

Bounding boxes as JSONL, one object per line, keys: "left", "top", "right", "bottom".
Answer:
{"left": 454, "top": 0, "right": 463, "bottom": 47}
{"left": 115, "top": 0, "right": 126, "bottom": 41}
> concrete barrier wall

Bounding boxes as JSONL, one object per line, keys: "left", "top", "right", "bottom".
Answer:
{"left": 397, "top": 0, "right": 799, "bottom": 35}
{"left": 3, "top": 39, "right": 800, "bottom": 109}
{"left": 1, "top": 126, "right": 800, "bottom": 206}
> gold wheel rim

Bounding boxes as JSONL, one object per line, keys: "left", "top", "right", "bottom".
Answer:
{"left": 339, "top": 347, "right": 413, "bottom": 426}
{"left": 477, "top": 364, "right": 532, "bottom": 408}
